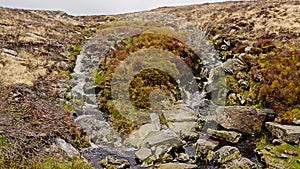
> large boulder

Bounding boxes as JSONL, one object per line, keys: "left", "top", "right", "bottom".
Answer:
{"left": 265, "top": 122, "right": 300, "bottom": 143}
{"left": 215, "top": 106, "right": 271, "bottom": 134}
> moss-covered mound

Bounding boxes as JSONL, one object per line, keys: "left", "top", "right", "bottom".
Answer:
{"left": 95, "top": 32, "right": 203, "bottom": 135}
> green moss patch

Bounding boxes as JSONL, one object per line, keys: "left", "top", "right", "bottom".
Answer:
{"left": 256, "top": 134, "right": 300, "bottom": 169}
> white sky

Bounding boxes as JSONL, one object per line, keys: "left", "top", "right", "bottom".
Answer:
{"left": 0, "top": 0, "right": 236, "bottom": 16}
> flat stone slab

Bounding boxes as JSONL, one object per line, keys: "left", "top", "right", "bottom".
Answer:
{"left": 141, "top": 129, "right": 181, "bottom": 148}
{"left": 163, "top": 103, "right": 199, "bottom": 122}
{"left": 266, "top": 122, "right": 300, "bottom": 143}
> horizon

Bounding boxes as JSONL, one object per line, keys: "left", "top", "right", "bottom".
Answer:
{"left": 0, "top": 0, "right": 240, "bottom": 16}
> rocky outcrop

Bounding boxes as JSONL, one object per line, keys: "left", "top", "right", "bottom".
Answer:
{"left": 215, "top": 106, "right": 272, "bottom": 134}
{"left": 266, "top": 122, "right": 300, "bottom": 143}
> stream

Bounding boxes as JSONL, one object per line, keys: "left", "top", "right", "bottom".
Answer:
{"left": 70, "top": 11, "right": 261, "bottom": 168}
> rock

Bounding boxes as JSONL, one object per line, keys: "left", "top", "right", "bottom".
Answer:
{"left": 212, "top": 146, "right": 241, "bottom": 164}
{"left": 195, "top": 138, "right": 218, "bottom": 159}
{"left": 56, "top": 138, "right": 79, "bottom": 158}
{"left": 163, "top": 103, "right": 200, "bottom": 139}
{"left": 2, "top": 48, "right": 17, "bottom": 56}
{"left": 141, "top": 129, "right": 181, "bottom": 148}
{"left": 238, "top": 79, "right": 250, "bottom": 90}
{"left": 272, "top": 138, "right": 283, "bottom": 145}
{"left": 167, "top": 121, "right": 199, "bottom": 139}
{"left": 183, "top": 144, "right": 196, "bottom": 159}
{"left": 216, "top": 106, "right": 268, "bottom": 134}
{"left": 77, "top": 117, "right": 122, "bottom": 147}
{"left": 163, "top": 104, "right": 198, "bottom": 122}
{"left": 266, "top": 122, "right": 300, "bottom": 143}
{"left": 221, "top": 157, "right": 257, "bottom": 169}
{"left": 236, "top": 93, "right": 245, "bottom": 105}
{"left": 277, "top": 153, "right": 288, "bottom": 159}
{"left": 135, "top": 148, "right": 152, "bottom": 161}
{"left": 293, "top": 118, "right": 300, "bottom": 125}
{"left": 284, "top": 149, "right": 298, "bottom": 156}
{"left": 125, "top": 123, "right": 160, "bottom": 150}
{"left": 156, "top": 163, "right": 197, "bottom": 169}
{"left": 177, "top": 153, "right": 190, "bottom": 162}
{"left": 268, "top": 163, "right": 285, "bottom": 169}
{"left": 207, "top": 128, "right": 242, "bottom": 143}
{"left": 228, "top": 93, "right": 238, "bottom": 105}
{"left": 222, "top": 58, "right": 247, "bottom": 74}
{"left": 98, "top": 156, "right": 130, "bottom": 169}
{"left": 265, "top": 146, "right": 272, "bottom": 151}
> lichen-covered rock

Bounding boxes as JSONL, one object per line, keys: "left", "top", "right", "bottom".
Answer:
{"left": 98, "top": 156, "right": 130, "bottom": 169}
{"left": 207, "top": 128, "right": 242, "bottom": 143}
{"left": 221, "top": 157, "right": 257, "bottom": 169}
{"left": 216, "top": 106, "right": 269, "bottom": 134}
{"left": 211, "top": 146, "right": 241, "bottom": 164}
{"left": 266, "top": 122, "right": 300, "bottom": 143}
{"left": 195, "top": 138, "right": 219, "bottom": 160}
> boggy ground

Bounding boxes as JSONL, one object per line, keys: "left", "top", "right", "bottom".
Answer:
{"left": 0, "top": 0, "right": 300, "bottom": 168}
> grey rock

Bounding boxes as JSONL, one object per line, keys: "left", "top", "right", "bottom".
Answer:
{"left": 216, "top": 106, "right": 268, "bottom": 134}
{"left": 98, "top": 155, "right": 130, "bottom": 169}
{"left": 272, "top": 138, "right": 283, "bottom": 145}
{"left": 167, "top": 121, "right": 199, "bottom": 139}
{"left": 77, "top": 117, "right": 122, "bottom": 146}
{"left": 163, "top": 104, "right": 198, "bottom": 122}
{"left": 177, "top": 153, "right": 190, "bottom": 162}
{"left": 266, "top": 122, "right": 300, "bottom": 143}
{"left": 212, "top": 146, "right": 241, "bottom": 164}
{"left": 221, "top": 157, "right": 257, "bottom": 169}
{"left": 125, "top": 123, "right": 160, "bottom": 149}
{"left": 207, "top": 128, "right": 242, "bottom": 143}
{"left": 236, "top": 94, "right": 245, "bottom": 105}
{"left": 293, "top": 118, "right": 300, "bottom": 125}
{"left": 222, "top": 58, "right": 247, "bottom": 74}
{"left": 195, "top": 138, "right": 218, "bottom": 159}
{"left": 141, "top": 129, "right": 181, "bottom": 148}
{"left": 2, "top": 48, "right": 17, "bottom": 56}
{"left": 56, "top": 138, "right": 79, "bottom": 158}
{"left": 135, "top": 148, "right": 152, "bottom": 161}
{"left": 277, "top": 153, "right": 288, "bottom": 159}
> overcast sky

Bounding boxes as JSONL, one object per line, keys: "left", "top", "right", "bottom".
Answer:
{"left": 0, "top": 0, "right": 236, "bottom": 15}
